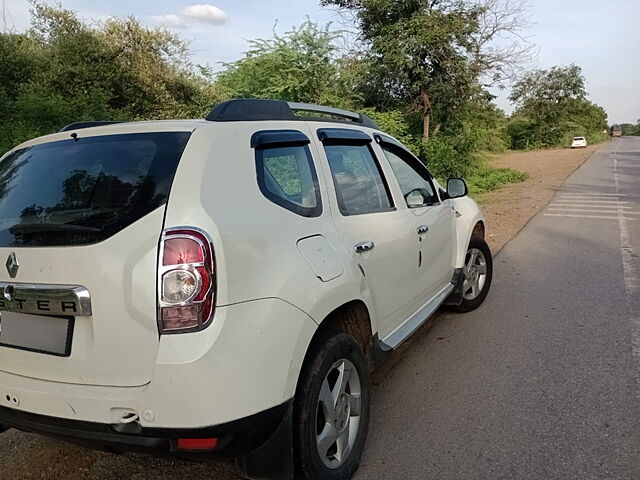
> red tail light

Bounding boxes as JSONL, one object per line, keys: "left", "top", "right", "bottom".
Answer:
{"left": 176, "top": 437, "right": 219, "bottom": 451}
{"left": 158, "top": 228, "right": 216, "bottom": 334}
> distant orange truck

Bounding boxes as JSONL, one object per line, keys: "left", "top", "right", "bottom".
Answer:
{"left": 612, "top": 125, "right": 622, "bottom": 137}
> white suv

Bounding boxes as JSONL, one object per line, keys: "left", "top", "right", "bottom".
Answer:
{"left": 571, "top": 136, "right": 587, "bottom": 148}
{"left": 0, "top": 100, "right": 492, "bottom": 479}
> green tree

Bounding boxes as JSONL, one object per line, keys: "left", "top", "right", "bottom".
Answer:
{"left": 321, "top": 0, "right": 482, "bottom": 139}
{"left": 0, "top": 2, "right": 222, "bottom": 153}
{"left": 508, "top": 65, "right": 608, "bottom": 148}
{"left": 217, "top": 20, "right": 361, "bottom": 107}
{"left": 321, "top": 0, "right": 534, "bottom": 140}
{"left": 620, "top": 122, "right": 640, "bottom": 136}
{"left": 0, "top": 4, "right": 529, "bottom": 196}
{"left": 509, "top": 64, "right": 586, "bottom": 123}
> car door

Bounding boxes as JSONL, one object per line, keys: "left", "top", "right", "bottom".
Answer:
{"left": 377, "top": 138, "right": 455, "bottom": 304}
{"left": 314, "top": 128, "right": 418, "bottom": 339}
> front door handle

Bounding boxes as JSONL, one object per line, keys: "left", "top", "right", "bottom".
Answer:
{"left": 354, "top": 241, "right": 375, "bottom": 253}
{"left": 417, "top": 225, "right": 429, "bottom": 235}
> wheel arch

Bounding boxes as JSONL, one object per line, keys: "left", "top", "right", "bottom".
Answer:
{"left": 314, "top": 300, "right": 377, "bottom": 371}
{"left": 452, "top": 197, "right": 487, "bottom": 268}
{"left": 472, "top": 220, "right": 485, "bottom": 238}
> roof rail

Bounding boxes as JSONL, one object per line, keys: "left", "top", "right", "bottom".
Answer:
{"left": 206, "top": 99, "right": 379, "bottom": 130}
{"left": 59, "top": 121, "right": 123, "bottom": 133}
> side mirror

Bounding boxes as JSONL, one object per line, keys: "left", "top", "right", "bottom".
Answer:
{"left": 405, "top": 189, "right": 429, "bottom": 208}
{"left": 446, "top": 178, "right": 468, "bottom": 199}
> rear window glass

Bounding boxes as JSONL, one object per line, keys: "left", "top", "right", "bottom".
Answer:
{"left": 0, "top": 132, "right": 191, "bottom": 247}
{"left": 256, "top": 145, "right": 322, "bottom": 217}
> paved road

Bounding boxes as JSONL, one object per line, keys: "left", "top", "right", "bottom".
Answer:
{"left": 357, "top": 137, "right": 640, "bottom": 479}
{"left": 0, "top": 138, "right": 638, "bottom": 479}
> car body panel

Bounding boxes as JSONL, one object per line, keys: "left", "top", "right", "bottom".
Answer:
{"left": 296, "top": 235, "right": 344, "bottom": 282}
{"left": 0, "top": 298, "right": 316, "bottom": 427}
{"left": 450, "top": 196, "right": 487, "bottom": 268}
{"left": 0, "top": 208, "right": 165, "bottom": 387}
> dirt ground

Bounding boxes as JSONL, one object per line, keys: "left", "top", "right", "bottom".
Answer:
{"left": 477, "top": 144, "right": 600, "bottom": 254}
{"left": 0, "top": 143, "right": 603, "bottom": 480}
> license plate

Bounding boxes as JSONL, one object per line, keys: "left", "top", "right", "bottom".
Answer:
{"left": 0, "top": 312, "right": 74, "bottom": 357}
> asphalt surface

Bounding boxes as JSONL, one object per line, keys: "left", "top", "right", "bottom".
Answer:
{"left": 0, "top": 138, "right": 638, "bottom": 479}
{"left": 357, "top": 137, "right": 640, "bottom": 479}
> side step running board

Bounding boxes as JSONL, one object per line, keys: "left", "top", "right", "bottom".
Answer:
{"left": 379, "top": 283, "right": 455, "bottom": 351}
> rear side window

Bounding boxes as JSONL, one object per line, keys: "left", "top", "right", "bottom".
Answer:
{"left": 0, "top": 132, "right": 191, "bottom": 247}
{"left": 256, "top": 145, "right": 322, "bottom": 217}
{"left": 324, "top": 144, "right": 394, "bottom": 216}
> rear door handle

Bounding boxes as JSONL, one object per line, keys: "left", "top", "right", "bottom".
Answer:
{"left": 417, "top": 225, "right": 429, "bottom": 235}
{"left": 354, "top": 241, "right": 375, "bottom": 253}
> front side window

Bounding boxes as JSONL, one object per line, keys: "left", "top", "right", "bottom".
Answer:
{"left": 256, "top": 145, "right": 321, "bottom": 217}
{"left": 382, "top": 145, "right": 439, "bottom": 208}
{"left": 324, "top": 144, "right": 394, "bottom": 216}
{"left": 0, "top": 132, "right": 191, "bottom": 247}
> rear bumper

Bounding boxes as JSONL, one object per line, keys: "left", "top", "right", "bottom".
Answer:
{"left": 0, "top": 400, "right": 290, "bottom": 458}
{"left": 0, "top": 298, "right": 316, "bottom": 430}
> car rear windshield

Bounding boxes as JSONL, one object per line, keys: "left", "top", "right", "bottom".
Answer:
{"left": 0, "top": 131, "right": 191, "bottom": 247}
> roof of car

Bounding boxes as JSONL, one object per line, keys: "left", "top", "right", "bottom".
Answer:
{"left": 7, "top": 100, "right": 381, "bottom": 155}
{"left": 54, "top": 100, "right": 379, "bottom": 135}
{"left": 206, "top": 99, "right": 379, "bottom": 130}
{"left": 9, "top": 120, "right": 207, "bottom": 153}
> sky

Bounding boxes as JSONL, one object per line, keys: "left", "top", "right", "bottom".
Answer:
{"left": 2, "top": 0, "right": 638, "bottom": 124}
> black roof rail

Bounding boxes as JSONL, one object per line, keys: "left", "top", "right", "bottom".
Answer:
{"left": 206, "top": 99, "right": 379, "bottom": 130}
{"left": 59, "top": 121, "right": 124, "bottom": 133}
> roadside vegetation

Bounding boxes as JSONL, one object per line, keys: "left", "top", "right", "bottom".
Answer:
{"left": 619, "top": 121, "right": 640, "bottom": 136}
{"left": 506, "top": 65, "right": 609, "bottom": 149}
{"left": 0, "top": 1, "right": 610, "bottom": 194}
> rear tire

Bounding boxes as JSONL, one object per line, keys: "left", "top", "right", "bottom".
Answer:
{"left": 454, "top": 235, "right": 493, "bottom": 312}
{"left": 294, "top": 331, "right": 371, "bottom": 480}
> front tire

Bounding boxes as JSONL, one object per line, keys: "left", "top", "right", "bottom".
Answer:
{"left": 454, "top": 235, "right": 493, "bottom": 312}
{"left": 294, "top": 331, "right": 371, "bottom": 480}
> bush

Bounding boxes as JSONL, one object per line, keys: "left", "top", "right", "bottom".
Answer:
{"left": 0, "top": 5, "right": 219, "bottom": 154}
{"left": 466, "top": 161, "right": 528, "bottom": 196}
{"left": 362, "top": 108, "right": 522, "bottom": 194}
{"left": 420, "top": 136, "right": 471, "bottom": 179}
{"left": 505, "top": 116, "right": 609, "bottom": 150}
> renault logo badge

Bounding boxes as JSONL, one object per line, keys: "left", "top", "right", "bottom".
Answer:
{"left": 6, "top": 252, "right": 19, "bottom": 279}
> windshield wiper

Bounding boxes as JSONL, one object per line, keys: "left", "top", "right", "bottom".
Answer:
{"left": 9, "top": 224, "right": 101, "bottom": 235}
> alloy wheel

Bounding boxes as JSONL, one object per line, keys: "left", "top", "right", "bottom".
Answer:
{"left": 315, "top": 358, "right": 362, "bottom": 469}
{"left": 463, "top": 247, "right": 488, "bottom": 301}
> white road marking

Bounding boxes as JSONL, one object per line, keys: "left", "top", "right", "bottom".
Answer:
{"left": 556, "top": 197, "right": 627, "bottom": 202}
{"left": 613, "top": 144, "right": 640, "bottom": 373}
{"left": 613, "top": 150, "right": 638, "bottom": 297}
{"left": 547, "top": 208, "right": 640, "bottom": 215}
{"left": 543, "top": 213, "right": 635, "bottom": 221}
{"left": 551, "top": 199, "right": 630, "bottom": 204}
{"left": 558, "top": 193, "right": 624, "bottom": 197}
{"left": 550, "top": 203, "right": 632, "bottom": 209}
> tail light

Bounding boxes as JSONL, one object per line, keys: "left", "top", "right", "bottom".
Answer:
{"left": 175, "top": 437, "right": 219, "bottom": 451}
{"left": 158, "top": 227, "right": 216, "bottom": 334}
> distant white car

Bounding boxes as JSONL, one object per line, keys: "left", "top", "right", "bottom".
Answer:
{"left": 571, "top": 137, "right": 587, "bottom": 148}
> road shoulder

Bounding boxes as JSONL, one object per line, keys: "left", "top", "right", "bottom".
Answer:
{"left": 476, "top": 144, "right": 603, "bottom": 253}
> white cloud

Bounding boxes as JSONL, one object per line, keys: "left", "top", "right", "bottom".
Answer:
{"left": 182, "top": 4, "right": 228, "bottom": 25}
{"left": 152, "top": 14, "right": 188, "bottom": 28}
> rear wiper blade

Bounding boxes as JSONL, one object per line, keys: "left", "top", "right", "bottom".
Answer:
{"left": 9, "top": 224, "right": 101, "bottom": 235}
